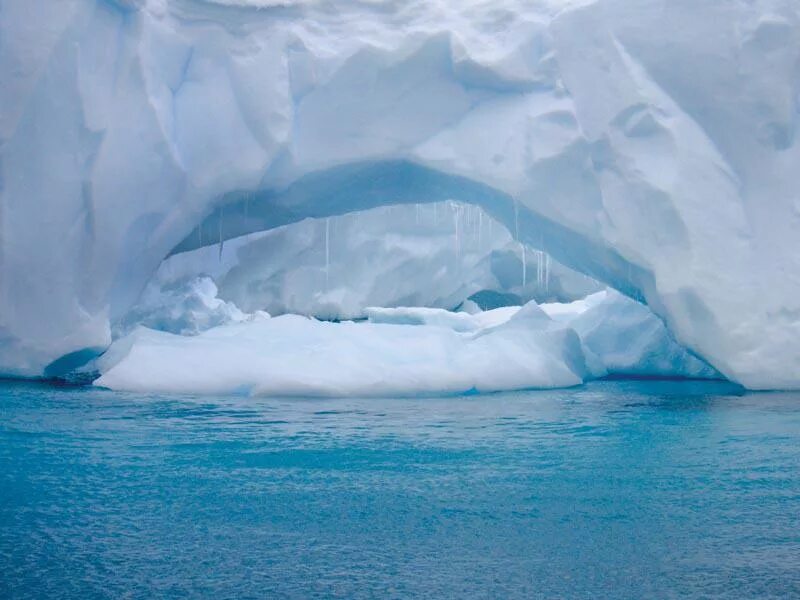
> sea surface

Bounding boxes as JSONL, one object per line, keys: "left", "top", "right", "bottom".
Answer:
{"left": 2, "top": 379, "right": 800, "bottom": 598}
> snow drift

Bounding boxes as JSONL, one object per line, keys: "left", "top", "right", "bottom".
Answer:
{"left": 1, "top": 0, "right": 799, "bottom": 388}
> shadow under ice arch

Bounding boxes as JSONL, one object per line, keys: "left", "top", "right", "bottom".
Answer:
{"left": 172, "top": 160, "right": 655, "bottom": 309}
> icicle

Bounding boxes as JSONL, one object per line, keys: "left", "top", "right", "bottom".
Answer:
{"left": 513, "top": 199, "right": 519, "bottom": 241}
{"left": 467, "top": 206, "right": 473, "bottom": 248}
{"left": 454, "top": 205, "right": 460, "bottom": 261}
{"left": 545, "top": 254, "right": 551, "bottom": 292}
{"left": 218, "top": 206, "right": 224, "bottom": 261}
{"left": 537, "top": 251, "right": 543, "bottom": 287}
{"left": 325, "top": 217, "right": 330, "bottom": 288}
{"left": 521, "top": 243, "right": 526, "bottom": 287}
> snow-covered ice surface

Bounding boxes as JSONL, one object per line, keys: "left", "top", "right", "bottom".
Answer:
{"left": 95, "top": 302, "right": 590, "bottom": 396}
{"left": 2, "top": 0, "right": 800, "bottom": 388}
{"left": 146, "top": 203, "right": 599, "bottom": 322}
{"left": 95, "top": 292, "right": 717, "bottom": 397}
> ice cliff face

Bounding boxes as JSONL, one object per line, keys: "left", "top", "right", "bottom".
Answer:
{"left": 1, "top": 0, "right": 799, "bottom": 387}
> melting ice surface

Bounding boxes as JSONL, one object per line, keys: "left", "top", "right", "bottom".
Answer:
{"left": 3, "top": 379, "right": 800, "bottom": 598}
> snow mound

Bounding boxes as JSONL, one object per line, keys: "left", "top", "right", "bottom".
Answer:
{"left": 95, "top": 304, "right": 589, "bottom": 397}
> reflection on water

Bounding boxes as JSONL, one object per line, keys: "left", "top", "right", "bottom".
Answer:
{"left": 1, "top": 380, "right": 799, "bottom": 598}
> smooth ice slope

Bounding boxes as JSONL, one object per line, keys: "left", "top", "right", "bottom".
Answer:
{"left": 2, "top": 0, "right": 800, "bottom": 387}
{"left": 95, "top": 304, "right": 589, "bottom": 396}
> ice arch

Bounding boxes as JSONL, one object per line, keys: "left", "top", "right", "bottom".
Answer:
{"left": 1, "top": 0, "right": 799, "bottom": 388}
{"left": 171, "top": 160, "right": 651, "bottom": 304}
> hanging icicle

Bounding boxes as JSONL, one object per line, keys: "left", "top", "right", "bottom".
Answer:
{"left": 218, "top": 206, "right": 224, "bottom": 261}
{"left": 325, "top": 217, "right": 330, "bottom": 289}
{"left": 454, "top": 205, "right": 461, "bottom": 261}
{"left": 545, "top": 254, "right": 551, "bottom": 292}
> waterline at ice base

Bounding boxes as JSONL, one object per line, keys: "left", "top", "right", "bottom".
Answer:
{"left": 2, "top": 0, "right": 800, "bottom": 391}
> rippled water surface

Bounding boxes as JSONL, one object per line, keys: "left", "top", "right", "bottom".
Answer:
{"left": 2, "top": 380, "right": 800, "bottom": 598}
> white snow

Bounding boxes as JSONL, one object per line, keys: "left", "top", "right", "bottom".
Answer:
{"left": 2, "top": 0, "right": 799, "bottom": 388}
{"left": 95, "top": 302, "right": 589, "bottom": 397}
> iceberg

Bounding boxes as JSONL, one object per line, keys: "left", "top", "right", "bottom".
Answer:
{"left": 1, "top": 0, "right": 799, "bottom": 388}
{"left": 95, "top": 302, "right": 589, "bottom": 397}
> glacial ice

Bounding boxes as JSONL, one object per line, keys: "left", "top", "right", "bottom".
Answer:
{"left": 366, "top": 293, "right": 720, "bottom": 381}
{"left": 2, "top": 0, "right": 800, "bottom": 388}
{"left": 569, "top": 292, "right": 720, "bottom": 380}
{"left": 95, "top": 303, "right": 590, "bottom": 396}
{"left": 542, "top": 291, "right": 720, "bottom": 379}
{"left": 94, "top": 286, "right": 718, "bottom": 396}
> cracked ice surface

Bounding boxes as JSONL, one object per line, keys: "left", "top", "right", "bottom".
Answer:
{"left": 1, "top": 0, "right": 799, "bottom": 388}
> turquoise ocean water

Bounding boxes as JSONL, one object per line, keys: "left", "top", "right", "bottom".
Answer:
{"left": 2, "top": 379, "right": 799, "bottom": 598}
